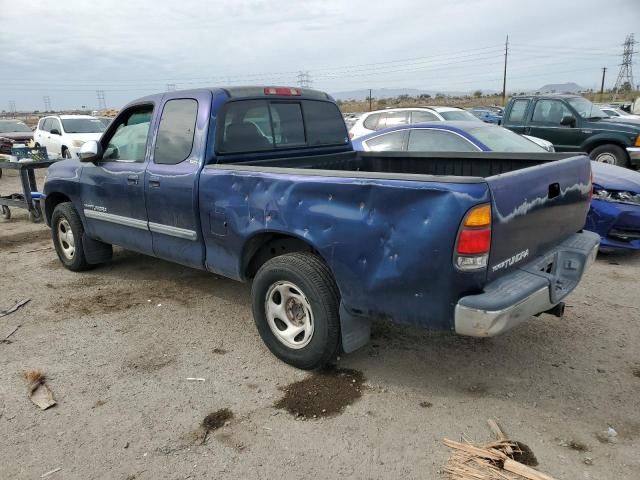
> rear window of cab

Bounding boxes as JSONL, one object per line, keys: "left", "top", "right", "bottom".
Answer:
{"left": 217, "top": 99, "right": 348, "bottom": 154}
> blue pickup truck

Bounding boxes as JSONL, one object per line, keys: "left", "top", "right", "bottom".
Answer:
{"left": 43, "top": 86, "right": 599, "bottom": 369}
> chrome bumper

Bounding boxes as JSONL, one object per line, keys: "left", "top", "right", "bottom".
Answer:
{"left": 455, "top": 231, "right": 599, "bottom": 337}
{"left": 626, "top": 147, "right": 640, "bottom": 164}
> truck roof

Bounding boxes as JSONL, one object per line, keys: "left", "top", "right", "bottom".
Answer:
{"left": 127, "top": 86, "right": 334, "bottom": 106}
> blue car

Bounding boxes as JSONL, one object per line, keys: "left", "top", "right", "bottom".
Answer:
{"left": 469, "top": 108, "right": 503, "bottom": 125}
{"left": 352, "top": 122, "right": 640, "bottom": 251}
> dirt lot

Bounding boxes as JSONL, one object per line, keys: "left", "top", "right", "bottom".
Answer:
{"left": 1, "top": 170, "right": 639, "bottom": 479}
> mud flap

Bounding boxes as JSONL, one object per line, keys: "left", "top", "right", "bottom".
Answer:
{"left": 339, "top": 303, "right": 371, "bottom": 353}
{"left": 83, "top": 233, "right": 112, "bottom": 264}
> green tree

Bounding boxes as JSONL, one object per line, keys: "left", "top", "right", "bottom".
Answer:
{"left": 473, "top": 90, "right": 482, "bottom": 98}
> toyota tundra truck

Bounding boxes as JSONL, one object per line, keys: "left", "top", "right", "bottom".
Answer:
{"left": 42, "top": 86, "right": 599, "bottom": 369}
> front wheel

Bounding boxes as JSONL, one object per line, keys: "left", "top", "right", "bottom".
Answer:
{"left": 590, "top": 144, "right": 628, "bottom": 166}
{"left": 51, "top": 202, "right": 91, "bottom": 271}
{"left": 251, "top": 252, "right": 341, "bottom": 370}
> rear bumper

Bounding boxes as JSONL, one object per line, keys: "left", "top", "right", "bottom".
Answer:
{"left": 454, "top": 231, "right": 600, "bottom": 337}
{"left": 627, "top": 147, "right": 640, "bottom": 166}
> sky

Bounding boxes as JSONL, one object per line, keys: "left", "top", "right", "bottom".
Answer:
{"left": 0, "top": 0, "right": 638, "bottom": 111}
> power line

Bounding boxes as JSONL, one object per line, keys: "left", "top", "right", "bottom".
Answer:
{"left": 613, "top": 33, "right": 636, "bottom": 99}
{"left": 296, "top": 71, "right": 312, "bottom": 88}
{"left": 96, "top": 90, "right": 107, "bottom": 109}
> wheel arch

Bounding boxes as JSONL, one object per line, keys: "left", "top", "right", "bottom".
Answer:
{"left": 44, "top": 192, "right": 72, "bottom": 226}
{"left": 582, "top": 136, "right": 629, "bottom": 155}
{"left": 241, "top": 231, "right": 325, "bottom": 281}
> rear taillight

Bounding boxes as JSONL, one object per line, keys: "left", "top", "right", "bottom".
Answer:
{"left": 264, "top": 87, "right": 301, "bottom": 96}
{"left": 455, "top": 204, "right": 491, "bottom": 271}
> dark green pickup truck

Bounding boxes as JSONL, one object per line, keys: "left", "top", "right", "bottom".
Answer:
{"left": 502, "top": 94, "right": 640, "bottom": 168}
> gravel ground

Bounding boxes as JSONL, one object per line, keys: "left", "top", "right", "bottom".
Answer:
{"left": 1, "top": 169, "right": 639, "bottom": 480}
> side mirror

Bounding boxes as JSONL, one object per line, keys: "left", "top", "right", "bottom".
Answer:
{"left": 560, "top": 115, "right": 576, "bottom": 127}
{"left": 50, "top": 128, "right": 61, "bottom": 135}
{"left": 79, "top": 140, "right": 102, "bottom": 162}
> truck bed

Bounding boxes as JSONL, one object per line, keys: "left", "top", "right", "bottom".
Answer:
{"left": 223, "top": 150, "right": 577, "bottom": 179}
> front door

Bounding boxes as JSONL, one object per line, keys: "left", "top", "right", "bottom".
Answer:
{"left": 527, "top": 99, "right": 585, "bottom": 151}
{"left": 80, "top": 104, "right": 155, "bottom": 255}
{"left": 144, "top": 92, "right": 210, "bottom": 268}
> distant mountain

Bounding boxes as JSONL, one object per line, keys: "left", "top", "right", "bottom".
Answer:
{"left": 537, "top": 82, "right": 584, "bottom": 94}
{"left": 331, "top": 88, "right": 470, "bottom": 101}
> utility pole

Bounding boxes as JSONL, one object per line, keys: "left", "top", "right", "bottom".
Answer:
{"left": 369, "top": 89, "right": 372, "bottom": 111}
{"left": 166, "top": 83, "right": 176, "bottom": 91}
{"left": 296, "top": 71, "right": 312, "bottom": 88}
{"left": 501, "top": 34, "right": 509, "bottom": 105}
{"left": 43, "top": 96, "right": 51, "bottom": 112}
{"left": 613, "top": 33, "right": 636, "bottom": 100}
{"left": 8, "top": 100, "right": 16, "bottom": 117}
{"left": 599, "top": 67, "right": 607, "bottom": 101}
{"left": 96, "top": 90, "right": 107, "bottom": 110}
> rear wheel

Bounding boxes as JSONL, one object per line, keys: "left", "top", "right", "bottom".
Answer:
{"left": 251, "top": 252, "right": 341, "bottom": 370}
{"left": 590, "top": 144, "right": 628, "bottom": 166}
{"left": 51, "top": 202, "right": 91, "bottom": 271}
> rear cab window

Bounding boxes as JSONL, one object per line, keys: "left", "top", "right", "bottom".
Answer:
{"left": 506, "top": 99, "right": 530, "bottom": 123}
{"left": 217, "top": 99, "right": 348, "bottom": 154}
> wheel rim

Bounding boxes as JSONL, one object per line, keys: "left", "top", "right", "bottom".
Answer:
{"left": 57, "top": 218, "right": 75, "bottom": 260}
{"left": 595, "top": 152, "right": 617, "bottom": 164}
{"left": 265, "top": 281, "right": 314, "bottom": 349}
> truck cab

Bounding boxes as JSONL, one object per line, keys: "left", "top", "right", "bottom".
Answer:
{"left": 502, "top": 94, "right": 640, "bottom": 168}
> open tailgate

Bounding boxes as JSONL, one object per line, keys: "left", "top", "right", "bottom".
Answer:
{"left": 486, "top": 155, "right": 592, "bottom": 281}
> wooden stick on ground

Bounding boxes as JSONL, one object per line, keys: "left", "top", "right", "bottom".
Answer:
{"left": 503, "top": 459, "right": 557, "bottom": 480}
{"left": 488, "top": 418, "right": 513, "bottom": 455}
{"left": 0, "top": 298, "right": 30, "bottom": 318}
{"left": 1, "top": 324, "right": 21, "bottom": 343}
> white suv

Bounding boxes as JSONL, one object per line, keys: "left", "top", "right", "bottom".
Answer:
{"left": 34, "top": 115, "right": 106, "bottom": 159}
{"left": 348, "top": 107, "right": 481, "bottom": 139}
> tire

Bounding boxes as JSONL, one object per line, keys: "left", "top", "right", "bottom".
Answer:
{"left": 251, "top": 252, "right": 341, "bottom": 370}
{"left": 51, "top": 202, "right": 91, "bottom": 271}
{"left": 590, "top": 144, "right": 628, "bottom": 166}
{"left": 62, "top": 147, "right": 72, "bottom": 159}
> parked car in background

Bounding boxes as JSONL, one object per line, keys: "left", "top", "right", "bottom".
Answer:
{"left": 34, "top": 115, "right": 106, "bottom": 159}
{"left": 97, "top": 117, "right": 114, "bottom": 127}
{"left": 0, "top": 119, "right": 34, "bottom": 154}
{"left": 596, "top": 105, "right": 640, "bottom": 121}
{"left": 588, "top": 162, "right": 640, "bottom": 251}
{"left": 502, "top": 94, "right": 640, "bottom": 167}
{"left": 342, "top": 112, "right": 363, "bottom": 130}
{"left": 351, "top": 121, "right": 554, "bottom": 154}
{"left": 348, "top": 107, "right": 480, "bottom": 138}
{"left": 352, "top": 121, "right": 635, "bottom": 251}
{"left": 468, "top": 107, "right": 502, "bottom": 124}
{"left": 42, "top": 86, "right": 599, "bottom": 368}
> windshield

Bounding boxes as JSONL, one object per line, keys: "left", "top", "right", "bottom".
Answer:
{"left": 566, "top": 97, "right": 607, "bottom": 119}
{"left": 466, "top": 126, "right": 547, "bottom": 152}
{"left": 440, "top": 110, "right": 481, "bottom": 121}
{"left": 0, "top": 120, "right": 32, "bottom": 133}
{"left": 61, "top": 118, "right": 106, "bottom": 134}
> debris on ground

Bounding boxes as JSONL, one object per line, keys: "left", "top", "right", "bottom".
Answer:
{"left": 186, "top": 377, "right": 206, "bottom": 382}
{"left": 419, "top": 401, "right": 433, "bottom": 408}
{"left": 10, "top": 246, "right": 52, "bottom": 254}
{"left": 274, "top": 367, "right": 364, "bottom": 419}
{"left": 442, "top": 419, "right": 553, "bottom": 479}
{"left": 23, "top": 370, "right": 56, "bottom": 410}
{"left": 40, "top": 467, "right": 61, "bottom": 478}
{"left": 200, "top": 408, "right": 233, "bottom": 444}
{"left": 2, "top": 324, "right": 21, "bottom": 344}
{"left": 0, "top": 298, "right": 30, "bottom": 318}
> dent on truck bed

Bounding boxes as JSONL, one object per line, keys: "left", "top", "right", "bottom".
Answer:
{"left": 199, "top": 168, "right": 490, "bottom": 330}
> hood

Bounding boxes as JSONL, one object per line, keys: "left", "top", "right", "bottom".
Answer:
{"left": 592, "top": 161, "right": 640, "bottom": 193}
{"left": 604, "top": 116, "right": 640, "bottom": 126}
{"left": 65, "top": 133, "right": 103, "bottom": 142}
{"left": 592, "top": 117, "right": 640, "bottom": 133}
{"left": 0, "top": 131, "right": 33, "bottom": 141}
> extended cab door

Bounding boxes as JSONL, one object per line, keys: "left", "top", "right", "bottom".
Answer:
{"left": 144, "top": 92, "right": 210, "bottom": 268}
{"left": 503, "top": 98, "right": 530, "bottom": 135}
{"left": 527, "top": 99, "right": 585, "bottom": 151}
{"left": 80, "top": 104, "right": 155, "bottom": 255}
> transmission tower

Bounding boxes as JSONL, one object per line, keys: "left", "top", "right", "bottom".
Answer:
{"left": 8, "top": 101, "right": 16, "bottom": 116}
{"left": 43, "top": 96, "right": 51, "bottom": 111}
{"left": 167, "top": 83, "right": 176, "bottom": 91}
{"left": 296, "top": 71, "right": 312, "bottom": 88}
{"left": 96, "top": 90, "right": 107, "bottom": 110}
{"left": 613, "top": 34, "right": 636, "bottom": 99}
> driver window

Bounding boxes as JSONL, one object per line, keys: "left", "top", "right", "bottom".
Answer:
{"left": 102, "top": 106, "right": 153, "bottom": 162}
{"left": 531, "top": 100, "right": 572, "bottom": 126}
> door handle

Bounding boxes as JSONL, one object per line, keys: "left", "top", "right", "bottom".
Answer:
{"left": 127, "top": 175, "right": 139, "bottom": 185}
{"left": 149, "top": 178, "right": 161, "bottom": 188}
